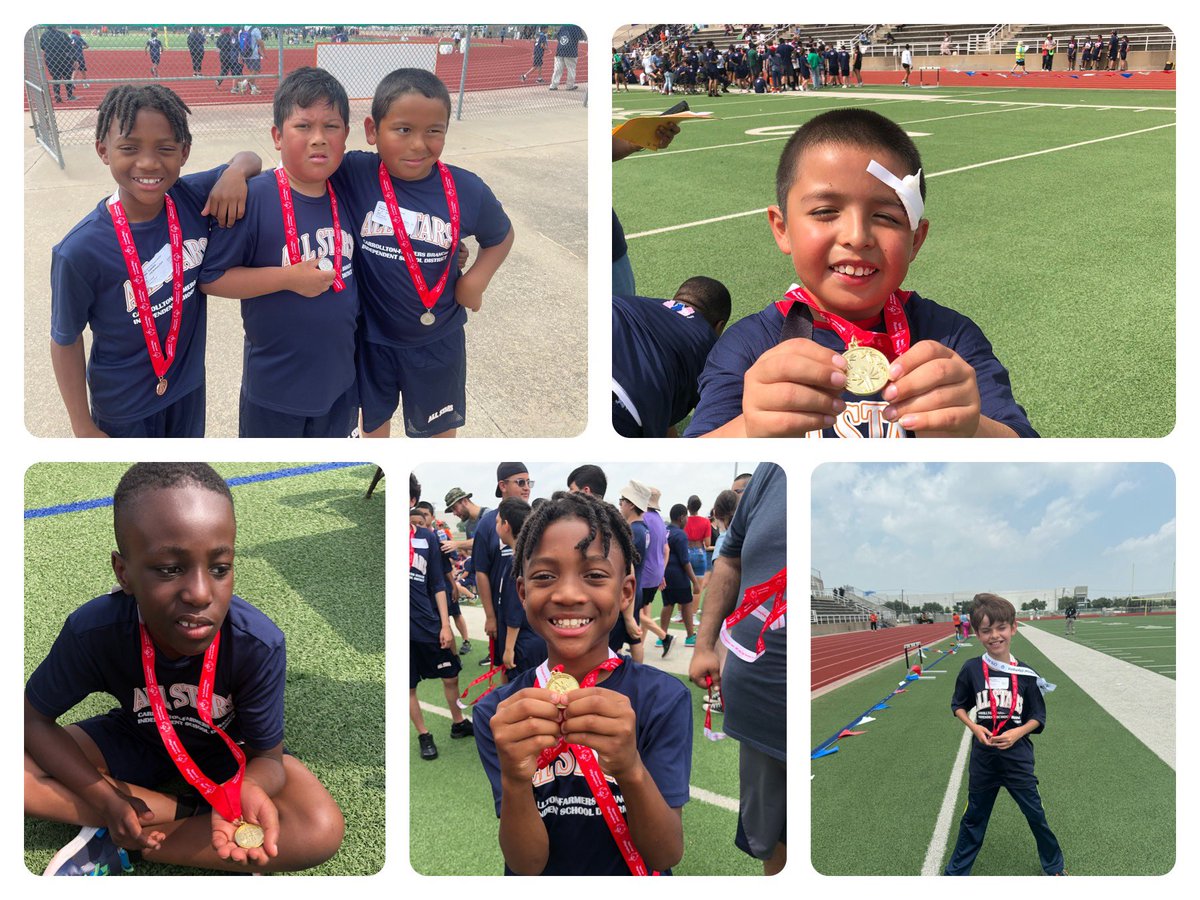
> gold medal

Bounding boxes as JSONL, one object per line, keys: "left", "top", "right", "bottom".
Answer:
{"left": 545, "top": 671, "right": 579, "bottom": 707}
{"left": 842, "top": 339, "right": 891, "bottom": 397}
{"left": 233, "top": 821, "right": 265, "bottom": 849}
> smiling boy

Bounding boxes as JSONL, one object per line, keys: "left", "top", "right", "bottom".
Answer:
{"left": 331, "top": 68, "right": 514, "bottom": 438}
{"left": 473, "top": 492, "right": 691, "bottom": 875}
{"left": 685, "top": 108, "right": 1036, "bottom": 438}
{"left": 945, "top": 593, "right": 1065, "bottom": 876}
{"left": 51, "top": 86, "right": 260, "bottom": 438}
{"left": 200, "top": 67, "right": 358, "bottom": 437}
{"left": 25, "top": 463, "right": 343, "bottom": 875}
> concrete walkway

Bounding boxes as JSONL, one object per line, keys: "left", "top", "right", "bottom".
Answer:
{"left": 1020, "top": 625, "right": 1175, "bottom": 769}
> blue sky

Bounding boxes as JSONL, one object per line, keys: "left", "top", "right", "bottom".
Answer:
{"left": 811, "top": 463, "right": 1175, "bottom": 602}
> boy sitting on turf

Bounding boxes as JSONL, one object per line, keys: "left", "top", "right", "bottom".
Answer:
{"left": 474, "top": 491, "right": 691, "bottom": 875}
{"left": 495, "top": 498, "right": 546, "bottom": 676}
{"left": 200, "top": 67, "right": 359, "bottom": 438}
{"left": 684, "top": 108, "right": 1036, "bottom": 438}
{"left": 331, "top": 68, "right": 515, "bottom": 438}
{"left": 51, "top": 86, "right": 261, "bottom": 438}
{"left": 25, "top": 463, "right": 344, "bottom": 875}
{"left": 410, "top": 474, "right": 474, "bottom": 761}
{"left": 945, "top": 593, "right": 1065, "bottom": 876}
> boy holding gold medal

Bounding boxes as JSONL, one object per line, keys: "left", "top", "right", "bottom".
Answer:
{"left": 685, "top": 108, "right": 1036, "bottom": 438}
{"left": 25, "top": 463, "right": 344, "bottom": 874}
{"left": 474, "top": 492, "right": 691, "bottom": 875}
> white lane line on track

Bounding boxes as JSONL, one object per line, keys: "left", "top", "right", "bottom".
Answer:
{"left": 922, "top": 727, "right": 973, "bottom": 876}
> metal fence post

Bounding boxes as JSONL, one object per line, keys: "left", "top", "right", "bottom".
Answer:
{"left": 456, "top": 28, "right": 471, "bottom": 121}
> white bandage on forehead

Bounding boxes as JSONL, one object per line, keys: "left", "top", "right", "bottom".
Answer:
{"left": 866, "top": 159, "right": 923, "bottom": 230}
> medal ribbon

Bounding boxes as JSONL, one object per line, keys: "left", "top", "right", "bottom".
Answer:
{"left": 107, "top": 193, "right": 183, "bottom": 391}
{"left": 703, "top": 675, "right": 725, "bottom": 742}
{"left": 377, "top": 160, "right": 460, "bottom": 315}
{"left": 718, "top": 568, "right": 787, "bottom": 663}
{"left": 138, "top": 622, "right": 244, "bottom": 823}
{"left": 534, "top": 654, "right": 656, "bottom": 876}
{"left": 982, "top": 652, "right": 1057, "bottom": 694}
{"left": 980, "top": 659, "right": 1019, "bottom": 737}
{"left": 274, "top": 166, "right": 344, "bottom": 292}
{"left": 457, "top": 637, "right": 505, "bottom": 708}
{"left": 776, "top": 285, "right": 912, "bottom": 361}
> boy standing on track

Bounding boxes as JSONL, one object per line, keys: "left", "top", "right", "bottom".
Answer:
{"left": 684, "top": 108, "right": 1035, "bottom": 438}
{"left": 945, "top": 593, "right": 1065, "bottom": 876}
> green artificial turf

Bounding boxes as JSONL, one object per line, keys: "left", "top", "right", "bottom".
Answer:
{"left": 811, "top": 633, "right": 1175, "bottom": 875}
{"left": 411, "top": 671, "right": 763, "bottom": 875}
{"left": 1024, "top": 614, "right": 1176, "bottom": 677}
{"left": 24, "top": 463, "right": 385, "bottom": 877}
{"left": 614, "top": 85, "right": 1175, "bottom": 437}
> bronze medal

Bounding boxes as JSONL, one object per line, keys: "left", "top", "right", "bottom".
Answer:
{"left": 842, "top": 340, "right": 890, "bottom": 397}
{"left": 155, "top": 377, "right": 168, "bottom": 397}
{"left": 233, "top": 821, "right": 265, "bottom": 849}
{"left": 546, "top": 671, "right": 579, "bottom": 707}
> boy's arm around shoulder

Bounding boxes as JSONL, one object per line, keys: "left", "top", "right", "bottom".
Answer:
{"left": 202, "top": 151, "right": 263, "bottom": 228}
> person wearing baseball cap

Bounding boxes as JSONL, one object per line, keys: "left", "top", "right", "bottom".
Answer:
{"left": 495, "top": 463, "right": 532, "bottom": 500}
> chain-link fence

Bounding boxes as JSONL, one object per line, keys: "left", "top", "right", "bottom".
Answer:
{"left": 25, "top": 24, "right": 588, "bottom": 166}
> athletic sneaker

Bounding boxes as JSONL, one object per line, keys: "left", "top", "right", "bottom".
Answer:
{"left": 661, "top": 634, "right": 675, "bottom": 658}
{"left": 520, "top": 73, "right": 527, "bottom": 82}
{"left": 685, "top": 635, "right": 696, "bottom": 647}
{"left": 43, "top": 826, "right": 133, "bottom": 876}
{"left": 672, "top": 614, "right": 683, "bottom": 623}
{"left": 249, "top": 84, "right": 261, "bottom": 95}
{"left": 478, "top": 655, "right": 492, "bottom": 667}
{"left": 655, "top": 638, "right": 664, "bottom": 648}
{"left": 458, "top": 639, "right": 472, "bottom": 655}
{"left": 450, "top": 719, "right": 474, "bottom": 739}
{"left": 419, "top": 732, "right": 438, "bottom": 760}
{"left": 702, "top": 686, "right": 723, "bottom": 713}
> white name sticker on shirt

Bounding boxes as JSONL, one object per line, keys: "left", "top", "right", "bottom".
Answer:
{"left": 411, "top": 537, "right": 429, "bottom": 549}
{"left": 140, "top": 242, "right": 174, "bottom": 288}
{"left": 371, "top": 200, "right": 418, "bottom": 235}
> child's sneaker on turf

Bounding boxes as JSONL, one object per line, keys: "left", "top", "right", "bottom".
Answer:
{"left": 458, "top": 639, "right": 472, "bottom": 655}
{"left": 418, "top": 732, "right": 438, "bottom": 760}
{"left": 43, "top": 826, "right": 134, "bottom": 876}
{"left": 661, "top": 633, "right": 675, "bottom": 658}
{"left": 450, "top": 719, "right": 474, "bottom": 739}
{"left": 685, "top": 634, "right": 696, "bottom": 646}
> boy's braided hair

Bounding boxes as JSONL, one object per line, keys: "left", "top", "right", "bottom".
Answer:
{"left": 113, "top": 463, "right": 232, "bottom": 550}
{"left": 513, "top": 490, "right": 638, "bottom": 579}
{"left": 95, "top": 84, "right": 192, "bottom": 144}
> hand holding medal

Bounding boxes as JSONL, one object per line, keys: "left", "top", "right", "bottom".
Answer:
{"left": 211, "top": 778, "right": 279, "bottom": 864}
{"left": 879, "top": 340, "right": 982, "bottom": 436}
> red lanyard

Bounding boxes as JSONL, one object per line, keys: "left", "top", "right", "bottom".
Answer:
{"left": 274, "top": 166, "right": 344, "bottom": 292}
{"left": 535, "top": 655, "right": 656, "bottom": 876}
{"left": 138, "top": 622, "right": 245, "bottom": 823}
{"left": 377, "top": 160, "right": 460, "bottom": 320}
{"left": 458, "top": 637, "right": 505, "bottom": 708}
{"left": 108, "top": 193, "right": 183, "bottom": 397}
{"left": 981, "top": 660, "right": 1019, "bottom": 737}
{"left": 777, "top": 286, "right": 912, "bottom": 361}
{"left": 718, "top": 568, "right": 787, "bottom": 662}
{"left": 703, "top": 674, "right": 725, "bottom": 742}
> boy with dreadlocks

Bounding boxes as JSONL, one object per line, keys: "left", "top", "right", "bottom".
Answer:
{"left": 50, "top": 86, "right": 261, "bottom": 437}
{"left": 473, "top": 491, "right": 692, "bottom": 875}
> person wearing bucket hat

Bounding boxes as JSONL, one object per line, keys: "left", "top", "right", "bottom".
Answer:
{"left": 610, "top": 481, "right": 651, "bottom": 660}
{"left": 442, "top": 488, "right": 486, "bottom": 554}
{"left": 474, "top": 464, "right": 533, "bottom": 669}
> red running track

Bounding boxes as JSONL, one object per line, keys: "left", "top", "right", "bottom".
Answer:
{"left": 860, "top": 68, "right": 1174, "bottom": 90}
{"left": 812, "top": 623, "right": 958, "bottom": 692}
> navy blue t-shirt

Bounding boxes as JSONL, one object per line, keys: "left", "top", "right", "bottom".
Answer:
{"left": 331, "top": 151, "right": 510, "bottom": 349}
{"left": 612, "top": 294, "right": 718, "bottom": 438}
{"left": 473, "top": 508, "right": 513, "bottom": 651}
{"left": 411, "top": 525, "right": 449, "bottom": 643}
{"left": 473, "top": 660, "right": 692, "bottom": 875}
{"left": 630, "top": 519, "right": 650, "bottom": 592}
{"left": 200, "top": 169, "right": 358, "bottom": 416}
{"left": 951, "top": 655, "right": 1047, "bottom": 789}
{"left": 663, "top": 523, "right": 691, "bottom": 590}
{"left": 51, "top": 168, "right": 225, "bottom": 423}
{"left": 26, "top": 590, "right": 286, "bottom": 758}
{"left": 684, "top": 292, "right": 1037, "bottom": 437}
{"left": 498, "top": 568, "right": 547, "bottom": 673}
{"left": 555, "top": 25, "right": 584, "bottom": 58}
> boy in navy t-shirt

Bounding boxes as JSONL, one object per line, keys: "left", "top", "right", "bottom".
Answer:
{"left": 409, "top": 474, "right": 474, "bottom": 761}
{"left": 945, "top": 593, "right": 1065, "bottom": 876}
{"left": 25, "top": 463, "right": 343, "bottom": 875}
{"left": 685, "top": 108, "right": 1035, "bottom": 439}
{"left": 200, "top": 67, "right": 359, "bottom": 438}
{"left": 495, "top": 498, "right": 546, "bottom": 676}
{"left": 612, "top": 275, "right": 730, "bottom": 438}
{"left": 331, "top": 68, "right": 514, "bottom": 438}
{"left": 51, "top": 86, "right": 261, "bottom": 438}
{"left": 474, "top": 492, "right": 691, "bottom": 875}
